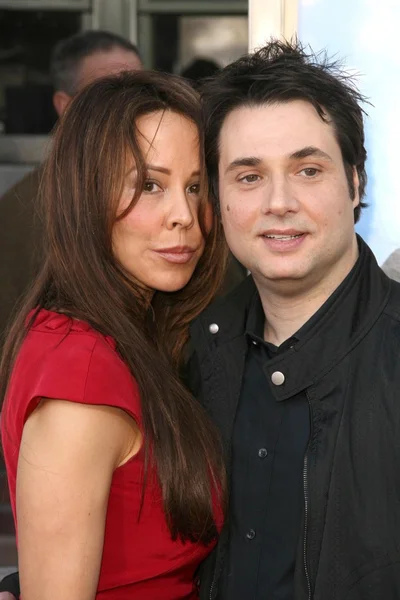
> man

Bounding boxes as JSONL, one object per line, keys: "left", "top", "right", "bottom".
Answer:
{"left": 187, "top": 41, "right": 400, "bottom": 599}
{"left": 0, "top": 30, "right": 142, "bottom": 343}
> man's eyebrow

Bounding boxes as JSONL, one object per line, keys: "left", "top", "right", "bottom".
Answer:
{"left": 289, "top": 146, "right": 333, "bottom": 161}
{"left": 225, "top": 156, "right": 262, "bottom": 174}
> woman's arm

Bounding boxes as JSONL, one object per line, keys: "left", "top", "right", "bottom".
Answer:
{"left": 16, "top": 399, "right": 140, "bottom": 600}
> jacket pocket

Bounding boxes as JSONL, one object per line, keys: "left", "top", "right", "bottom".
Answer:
{"left": 339, "top": 552, "right": 400, "bottom": 599}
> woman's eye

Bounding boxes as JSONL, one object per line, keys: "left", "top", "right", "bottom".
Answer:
{"left": 239, "top": 174, "right": 260, "bottom": 184}
{"left": 143, "top": 180, "right": 160, "bottom": 193}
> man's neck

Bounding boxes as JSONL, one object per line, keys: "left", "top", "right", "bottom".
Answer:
{"left": 255, "top": 247, "right": 359, "bottom": 347}
{"left": 258, "top": 287, "right": 330, "bottom": 346}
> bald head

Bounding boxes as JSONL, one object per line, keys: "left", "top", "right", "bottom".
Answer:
{"left": 51, "top": 30, "right": 143, "bottom": 117}
{"left": 76, "top": 47, "right": 142, "bottom": 91}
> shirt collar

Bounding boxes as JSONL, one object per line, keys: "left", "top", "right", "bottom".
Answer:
{"left": 245, "top": 293, "right": 297, "bottom": 354}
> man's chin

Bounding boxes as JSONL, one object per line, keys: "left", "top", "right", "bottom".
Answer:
{"left": 253, "top": 268, "right": 310, "bottom": 295}
{"left": 256, "top": 267, "right": 306, "bottom": 283}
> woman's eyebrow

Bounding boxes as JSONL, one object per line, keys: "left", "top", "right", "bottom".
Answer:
{"left": 147, "top": 165, "right": 200, "bottom": 178}
{"left": 147, "top": 164, "right": 171, "bottom": 175}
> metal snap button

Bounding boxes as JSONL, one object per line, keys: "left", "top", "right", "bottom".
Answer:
{"left": 271, "top": 371, "right": 285, "bottom": 386}
{"left": 246, "top": 529, "right": 256, "bottom": 540}
{"left": 209, "top": 323, "right": 219, "bottom": 334}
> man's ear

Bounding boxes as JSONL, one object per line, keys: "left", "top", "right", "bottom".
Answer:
{"left": 352, "top": 167, "right": 360, "bottom": 209}
{"left": 52, "top": 91, "right": 73, "bottom": 117}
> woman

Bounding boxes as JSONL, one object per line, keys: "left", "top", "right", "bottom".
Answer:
{"left": 0, "top": 71, "right": 227, "bottom": 599}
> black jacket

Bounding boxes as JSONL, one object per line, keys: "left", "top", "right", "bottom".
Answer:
{"left": 188, "top": 237, "right": 400, "bottom": 600}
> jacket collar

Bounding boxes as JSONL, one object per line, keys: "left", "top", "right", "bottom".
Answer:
{"left": 191, "top": 236, "right": 392, "bottom": 401}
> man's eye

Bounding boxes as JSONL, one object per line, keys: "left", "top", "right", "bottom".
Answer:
{"left": 300, "top": 168, "right": 319, "bottom": 177}
{"left": 239, "top": 174, "right": 260, "bottom": 184}
{"left": 188, "top": 183, "right": 201, "bottom": 195}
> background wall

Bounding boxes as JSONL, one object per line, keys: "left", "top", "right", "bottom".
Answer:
{"left": 297, "top": 0, "right": 400, "bottom": 263}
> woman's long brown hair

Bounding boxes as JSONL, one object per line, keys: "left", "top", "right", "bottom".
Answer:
{"left": 1, "top": 71, "right": 228, "bottom": 543}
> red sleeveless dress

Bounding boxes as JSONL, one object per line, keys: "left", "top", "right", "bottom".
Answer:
{"left": 1, "top": 309, "right": 223, "bottom": 599}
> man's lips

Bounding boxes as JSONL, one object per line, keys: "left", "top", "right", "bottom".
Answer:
{"left": 259, "top": 230, "right": 307, "bottom": 251}
{"left": 260, "top": 229, "right": 305, "bottom": 240}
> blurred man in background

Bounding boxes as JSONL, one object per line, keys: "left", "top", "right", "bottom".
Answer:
{"left": 181, "top": 57, "right": 221, "bottom": 89}
{"left": 382, "top": 248, "right": 400, "bottom": 282}
{"left": 0, "top": 30, "right": 142, "bottom": 345}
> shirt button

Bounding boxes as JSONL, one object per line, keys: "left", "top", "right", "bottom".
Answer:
{"left": 246, "top": 529, "right": 256, "bottom": 540}
{"left": 258, "top": 448, "right": 268, "bottom": 458}
{"left": 209, "top": 323, "right": 219, "bottom": 334}
{"left": 252, "top": 340, "right": 258, "bottom": 346}
{"left": 271, "top": 370, "right": 285, "bottom": 386}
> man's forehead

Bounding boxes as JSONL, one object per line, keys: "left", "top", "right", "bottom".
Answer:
{"left": 218, "top": 100, "right": 337, "bottom": 164}
{"left": 220, "top": 99, "right": 329, "bottom": 126}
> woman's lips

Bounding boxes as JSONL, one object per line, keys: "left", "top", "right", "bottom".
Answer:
{"left": 154, "top": 246, "right": 197, "bottom": 264}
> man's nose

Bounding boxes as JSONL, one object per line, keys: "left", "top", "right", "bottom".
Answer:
{"left": 261, "top": 175, "right": 299, "bottom": 216}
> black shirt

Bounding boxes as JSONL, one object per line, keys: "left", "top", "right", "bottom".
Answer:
{"left": 220, "top": 293, "right": 310, "bottom": 600}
